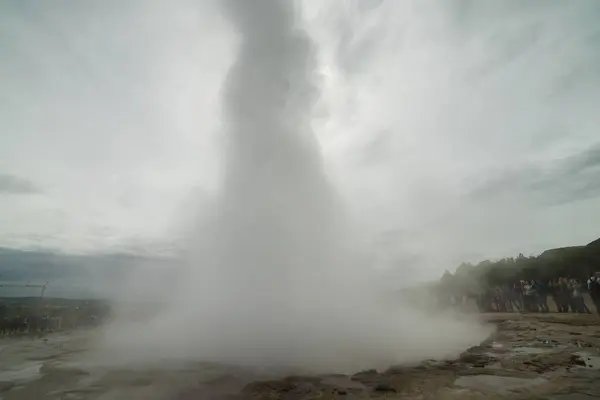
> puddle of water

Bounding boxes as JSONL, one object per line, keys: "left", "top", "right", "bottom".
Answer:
{"left": 485, "top": 361, "right": 504, "bottom": 370}
{"left": 547, "top": 395, "right": 599, "bottom": 400}
{"left": 574, "top": 352, "right": 600, "bottom": 369}
{"left": 483, "top": 352, "right": 502, "bottom": 359}
{"left": 0, "top": 362, "right": 42, "bottom": 384}
{"left": 512, "top": 346, "right": 550, "bottom": 355}
{"left": 454, "top": 375, "right": 547, "bottom": 394}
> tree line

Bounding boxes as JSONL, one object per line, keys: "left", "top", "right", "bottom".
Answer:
{"left": 445, "top": 237, "right": 600, "bottom": 289}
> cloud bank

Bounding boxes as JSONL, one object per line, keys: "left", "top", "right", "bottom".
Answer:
{"left": 0, "top": 173, "right": 39, "bottom": 194}
{"left": 1, "top": 1, "right": 599, "bottom": 277}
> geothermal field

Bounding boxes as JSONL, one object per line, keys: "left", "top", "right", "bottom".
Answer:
{"left": 1, "top": 313, "right": 600, "bottom": 399}
{"left": 2, "top": 0, "right": 600, "bottom": 399}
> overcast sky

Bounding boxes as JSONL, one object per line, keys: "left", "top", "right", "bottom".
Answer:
{"left": 1, "top": 0, "right": 599, "bottom": 275}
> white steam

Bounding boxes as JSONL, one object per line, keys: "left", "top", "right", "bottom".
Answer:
{"left": 94, "top": 0, "right": 489, "bottom": 374}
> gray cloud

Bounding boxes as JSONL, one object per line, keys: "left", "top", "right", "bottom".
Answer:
{"left": 0, "top": 0, "right": 599, "bottom": 276}
{"left": 0, "top": 173, "right": 40, "bottom": 194}
{"left": 470, "top": 144, "right": 600, "bottom": 206}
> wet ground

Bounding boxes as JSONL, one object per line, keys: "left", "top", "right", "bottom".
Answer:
{"left": 0, "top": 313, "right": 599, "bottom": 399}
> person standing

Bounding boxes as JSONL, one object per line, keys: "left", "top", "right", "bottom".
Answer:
{"left": 558, "top": 277, "right": 571, "bottom": 312}
{"left": 534, "top": 280, "right": 549, "bottom": 313}
{"left": 588, "top": 272, "right": 600, "bottom": 315}
{"left": 549, "top": 280, "right": 560, "bottom": 312}
{"left": 512, "top": 282, "right": 523, "bottom": 312}
{"left": 571, "top": 279, "right": 589, "bottom": 313}
{"left": 523, "top": 281, "right": 536, "bottom": 312}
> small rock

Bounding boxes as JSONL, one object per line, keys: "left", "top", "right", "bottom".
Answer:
{"left": 352, "top": 369, "right": 377, "bottom": 377}
{"left": 350, "top": 368, "right": 380, "bottom": 385}
{"left": 569, "top": 354, "right": 587, "bottom": 367}
{"left": 374, "top": 382, "right": 397, "bottom": 393}
{"left": 0, "top": 381, "right": 15, "bottom": 393}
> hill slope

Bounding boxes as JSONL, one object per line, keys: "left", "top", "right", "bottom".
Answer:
{"left": 449, "top": 237, "right": 600, "bottom": 286}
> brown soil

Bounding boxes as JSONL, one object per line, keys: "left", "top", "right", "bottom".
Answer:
{"left": 1, "top": 313, "right": 599, "bottom": 399}
{"left": 234, "top": 313, "right": 600, "bottom": 400}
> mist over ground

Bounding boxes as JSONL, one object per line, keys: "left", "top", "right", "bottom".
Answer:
{"left": 93, "top": 0, "right": 490, "bottom": 373}
{"left": 2, "top": 0, "right": 599, "bottom": 376}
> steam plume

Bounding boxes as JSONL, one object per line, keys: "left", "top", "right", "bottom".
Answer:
{"left": 96, "top": 0, "right": 489, "bottom": 374}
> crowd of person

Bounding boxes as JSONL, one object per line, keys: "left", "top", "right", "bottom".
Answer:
{"left": 448, "top": 272, "right": 600, "bottom": 315}
{"left": 0, "top": 301, "right": 110, "bottom": 336}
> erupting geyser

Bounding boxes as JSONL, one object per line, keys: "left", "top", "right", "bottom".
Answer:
{"left": 97, "top": 0, "right": 490, "bottom": 374}
{"left": 211, "top": 0, "right": 343, "bottom": 325}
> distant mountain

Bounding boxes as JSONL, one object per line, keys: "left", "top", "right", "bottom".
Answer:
{"left": 538, "top": 246, "right": 586, "bottom": 260}
{"left": 587, "top": 238, "right": 600, "bottom": 248}
{"left": 0, "top": 247, "right": 181, "bottom": 298}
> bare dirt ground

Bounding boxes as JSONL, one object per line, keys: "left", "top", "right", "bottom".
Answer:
{"left": 0, "top": 313, "right": 599, "bottom": 399}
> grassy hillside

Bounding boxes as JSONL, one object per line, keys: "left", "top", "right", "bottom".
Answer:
{"left": 448, "top": 237, "right": 600, "bottom": 287}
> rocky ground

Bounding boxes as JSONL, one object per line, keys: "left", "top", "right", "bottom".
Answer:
{"left": 0, "top": 313, "right": 599, "bottom": 399}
